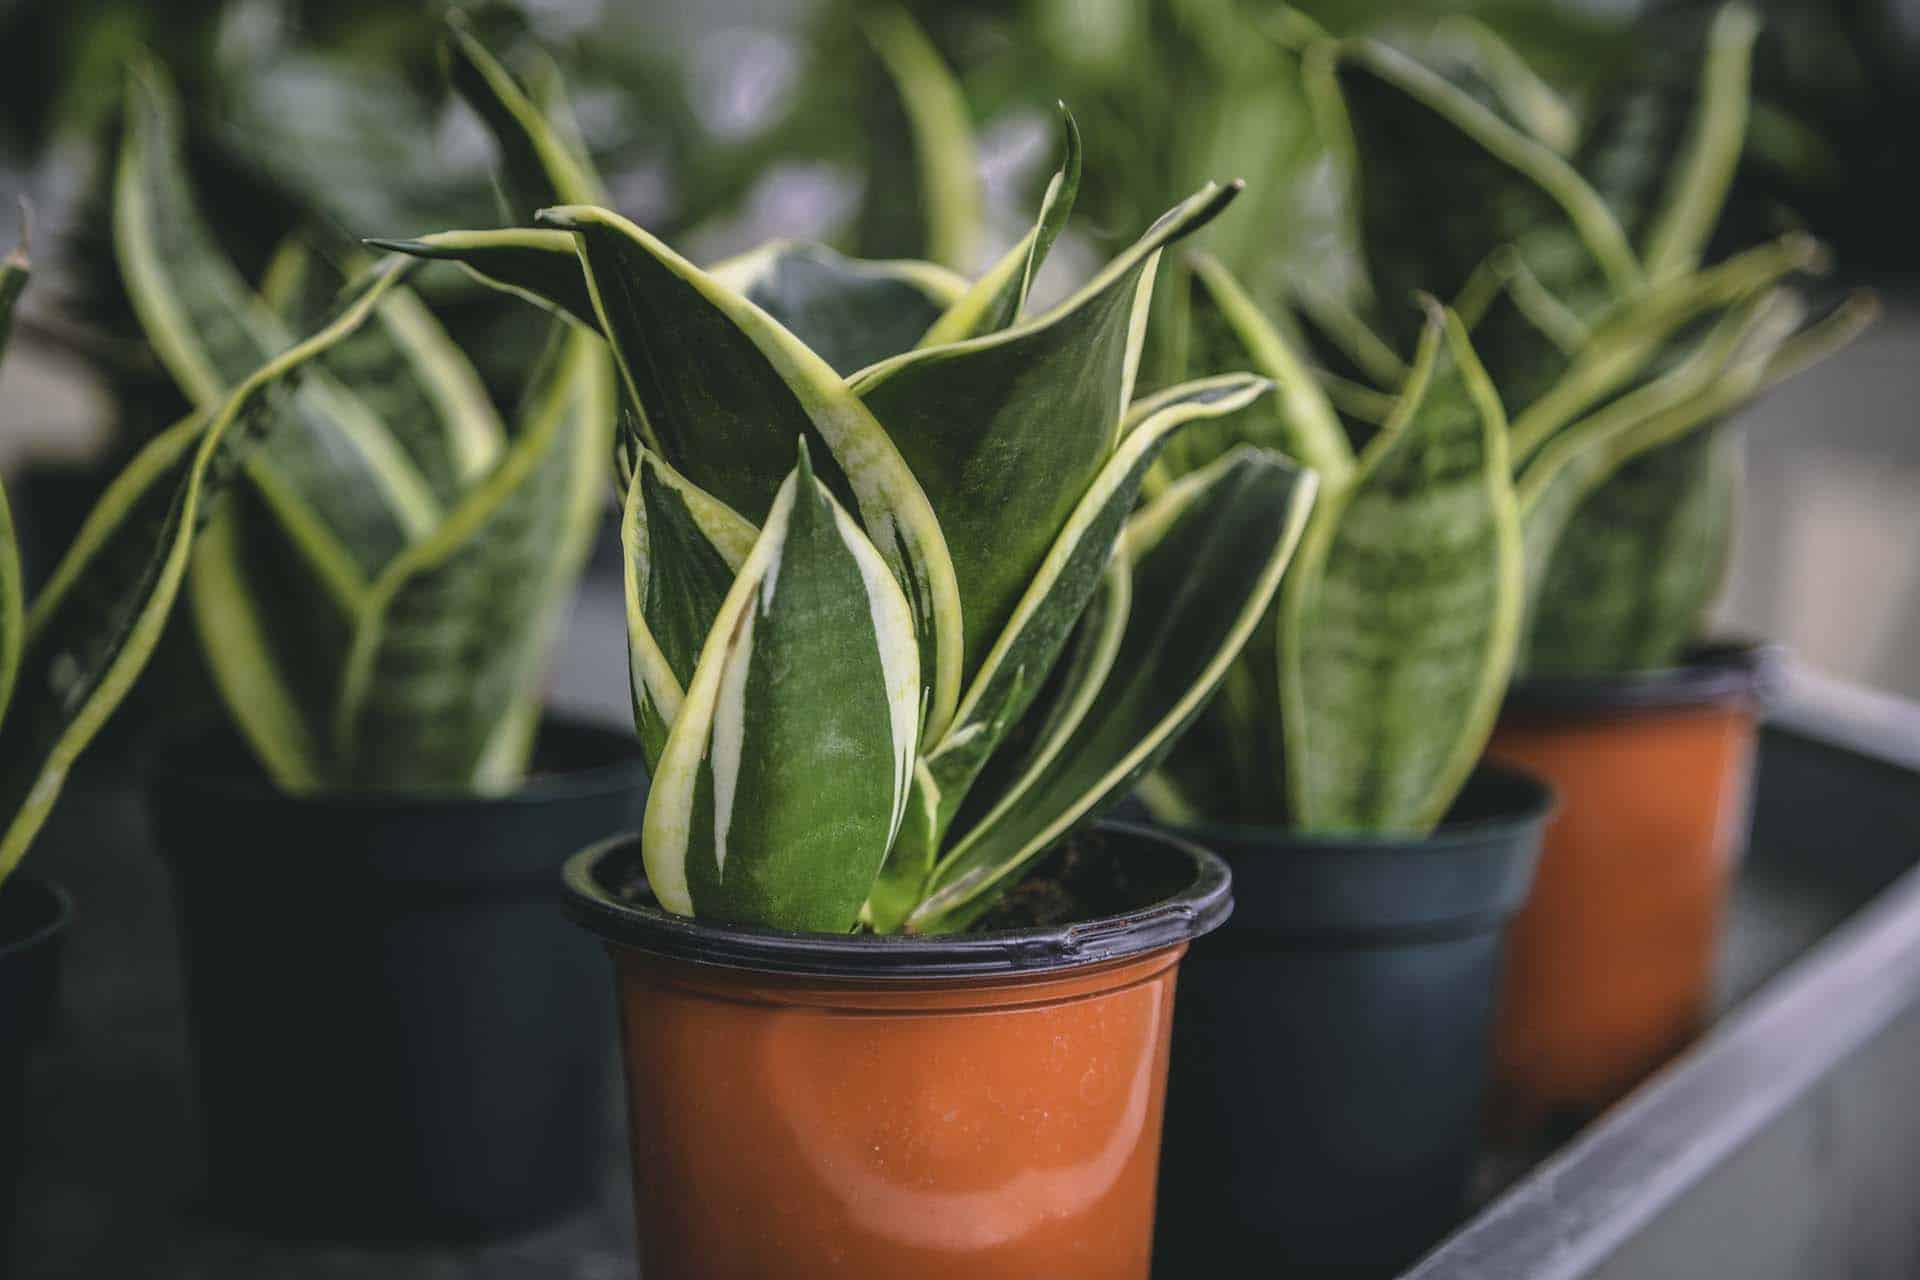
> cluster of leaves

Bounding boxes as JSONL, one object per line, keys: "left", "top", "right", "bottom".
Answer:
{"left": 387, "top": 35, "right": 1320, "bottom": 934}
{"left": 111, "top": 55, "right": 612, "bottom": 794}
{"left": 1148, "top": 2, "right": 1873, "bottom": 835}
{"left": 2, "top": 216, "right": 410, "bottom": 888}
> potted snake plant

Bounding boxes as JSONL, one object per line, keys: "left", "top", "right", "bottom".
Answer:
{"left": 392, "top": 82, "right": 1318, "bottom": 1271}
{"left": 1305, "top": 2, "right": 1875, "bottom": 1127}
{"left": 3, "top": 217, "right": 407, "bottom": 1255}
{"left": 1139, "top": 4, "right": 1870, "bottom": 1266}
{"left": 112, "top": 52, "right": 643, "bottom": 1240}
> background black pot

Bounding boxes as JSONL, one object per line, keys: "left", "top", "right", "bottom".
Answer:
{"left": 1153, "top": 766, "right": 1552, "bottom": 1276}
{"left": 1, "top": 875, "right": 71, "bottom": 1263}
{"left": 144, "top": 717, "right": 645, "bottom": 1242}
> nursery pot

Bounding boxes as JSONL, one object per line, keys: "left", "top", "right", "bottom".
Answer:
{"left": 562, "top": 822, "right": 1231, "bottom": 1280}
{"left": 1489, "top": 641, "right": 1776, "bottom": 1124}
{"left": 145, "top": 718, "right": 646, "bottom": 1241}
{"left": 1154, "top": 767, "right": 1553, "bottom": 1276}
{"left": 2, "top": 876, "right": 71, "bottom": 1261}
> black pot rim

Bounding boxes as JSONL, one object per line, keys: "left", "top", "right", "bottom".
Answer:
{"left": 562, "top": 821, "right": 1232, "bottom": 981}
{"left": 1503, "top": 638, "right": 1783, "bottom": 720}
{"left": 143, "top": 714, "right": 642, "bottom": 813}
{"left": 1170, "top": 762, "right": 1556, "bottom": 858}
{"left": 0, "top": 874, "right": 74, "bottom": 962}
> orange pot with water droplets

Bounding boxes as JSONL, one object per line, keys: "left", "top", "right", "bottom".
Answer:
{"left": 1489, "top": 642, "right": 1776, "bottom": 1125}
{"left": 562, "top": 823, "right": 1231, "bottom": 1280}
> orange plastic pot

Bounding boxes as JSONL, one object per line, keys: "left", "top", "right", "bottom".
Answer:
{"left": 562, "top": 824, "right": 1231, "bottom": 1280}
{"left": 1489, "top": 642, "right": 1776, "bottom": 1122}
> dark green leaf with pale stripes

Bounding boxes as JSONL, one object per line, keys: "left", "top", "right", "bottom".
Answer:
{"left": 332, "top": 335, "right": 612, "bottom": 791}
{"left": 1280, "top": 306, "right": 1522, "bottom": 836}
{"left": 643, "top": 447, "right": 920, "bottom": 933}
{"left": 910, "top": 445, "right": 1317, "bottom": 932}
{"left": 443, "top": 14, "right": 603, "bottom": 218}
{"left": 851, "top": 181, "right": 1243, "bottom": 675}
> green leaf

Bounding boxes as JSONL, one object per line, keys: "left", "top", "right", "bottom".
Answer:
{"left": 538, "top": 202, "right": 964, "bottom": 741}
{"left": 860, "top": 4, "right": 982, "bottom": 272}
{"left": 1167, "top": 251, "right": 1354, "bottom": 486}
{"left": 642, "top": 445, "right": 921, "bottom": 933}
{"left": 330, "top": 333, "right": 614, "bottom": 791}
{"left": 908, "top": 444, "right": 1317, "bottom": 933}
{"left": 707, "top": 240, "right": 967, "bottom": 376}
{"left": 850, "top": 180, "right": 1243, "bottom": 676}
{"left": 917, "top": 108, "right": 1083, "bottom": 348}
{"left": 884, "top": 373, "right": 1276, "bottom": 915}
{"left": 1316, "top": 36, "right": 1637, "bottom": 349}
{"left": 1280, "top": 303, "right": 1522, "bottom": 836}
{"left": 1524, "top": 430, "right": 1736, "bottom": 676}
{"left": 1, "top": 232, "right": 28, "bottom": 729}
{"left": 0, "top": 265, "right": 405, "bottom": 881}
{"left": 621, "top": 446, "right": 758, "bottom": 770}
{"left": 116, "top": 64, "right": 444, "bottom": 608}
{"left": 442, "top": 14, "right": 603, "bottom": 218}
{"left": 366, "top": 229, "right": 601, "bottom": 331}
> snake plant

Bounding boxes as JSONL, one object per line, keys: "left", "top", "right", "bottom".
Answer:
{"left": 389, "top": 58, "right": 1318, "bottom": 932}
{"left": 112, "top": 61, "right": 611, "bottom": 794}
{"left": 1, "top": 218, "right": 409, "bottom": 885}
{"left": 1146, "top": 3, "right": 1871, "bottom": 835}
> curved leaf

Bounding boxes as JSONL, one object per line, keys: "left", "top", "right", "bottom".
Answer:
{"left": 707, "top": 240, "right": 966, "bottom": 375}
{"left": 642, "top": 446, "right": 921, "bottom": 932}
{"left": 1, "top": 233, "right": 27, "bottom": 728}
{"left": 621, "top": 447, "right": 758, "bottom": 768}
{"left": 0, "top": 266, "right": 404, "bottom": 879}
{"left": 850, "top": 181, "right": 1243, "bottom": 674}
{"left": 860, "top": 5, "right": 981, "bottom": 272}
{"left": 539, "top": 202, "right": 964, "bottom": 741}
{"left": 367, "top": 229, "right": 600, "bottom": 331}
{"left": 1170, "top": 251, "right": 1353, "bottom": 486}
{"left": 443, "top": 15, "right": 603, "bottom": 217}
{"left": 916, "top": 108, "right": 1083, "bottom": 349}
{"left": 1280, "top": 304, "right": 1521, "bottom": 835}
{"left": 890, "top": 373, "right": 1275, "bottom": 901}
{"left": 331, "top": 333, "right": 613, "bottom": 791}
{"left": 909, "top": 445, "right": 1317, "bottom": 933}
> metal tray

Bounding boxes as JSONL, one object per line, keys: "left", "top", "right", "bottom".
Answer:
{"left": 1406, "top": 667, "right": 1920, "bottom": 1279}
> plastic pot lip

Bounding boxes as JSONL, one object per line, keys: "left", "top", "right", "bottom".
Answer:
{"left": 0, "top": 874, "right": 73, "bottom": 962}
{"left": 1169, "top": 762, "right": 1557, "bottom": 860}
{"left": 1502, "top": 637, "right": 1783, "bottom": 722}
{"left": 562, "top": 821, "right": 1233, "bottom": 982}
{"left": 142, "top": 713, "right": 645, "bottom": 814}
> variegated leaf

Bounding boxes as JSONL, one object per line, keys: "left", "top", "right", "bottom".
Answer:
{"left": 621, "top": 447, "right": 758, "bottom": 769}
{"left": 873, "top": 373, "right": 1274, "bottom": 928}
{"left": 1280, "top": 304, "right": 1521, "bottom": 836}
{"left": 908, "top": 445, "right": 1317, "bottom": 933}
{"left": 0, "top": 266, "right": 404, "bottom": 879}
{"left": 1, "top": 232, "right": 27, "bottom": 729}
{"left": 366, "top": 229, "right": 601, "bottom": 331}
{"left": 708, "top": 240, "right": 967, "bottom": 376}
{"left": 443, "top": 14, "right": 604, "bottom": 218}
{"left": 642, "top": 445, "right": 921, "bottom": 933}
{"left": 116, "top": 65, "right": 444, "bottom": 608}
{"left": 331, "top": 333, "right": 613, "bottom": 791}
{"left": 917, "top": 108, "right": 1082, "bottom": 349}
{"left": 1161, "top": 252, "right": 1354, "bottom": 487}
{"left": 539, "top": 203, "right": 964, "bottom": 740}
{"left": 850, "top": 180, "right": 1243, "bottom": 675}
{"left": 859, "top": 5, "right": 981, "bottom": 272}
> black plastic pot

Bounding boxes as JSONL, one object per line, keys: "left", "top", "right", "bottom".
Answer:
{"left": 144, "top": 718, "right": 646, "bottom": 1241}
{"left": 1154, "top": 767, "right": 1554, "bottom": 1276}
{"left": 1, "top": 875, "right": 71, "bottom": 1262}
